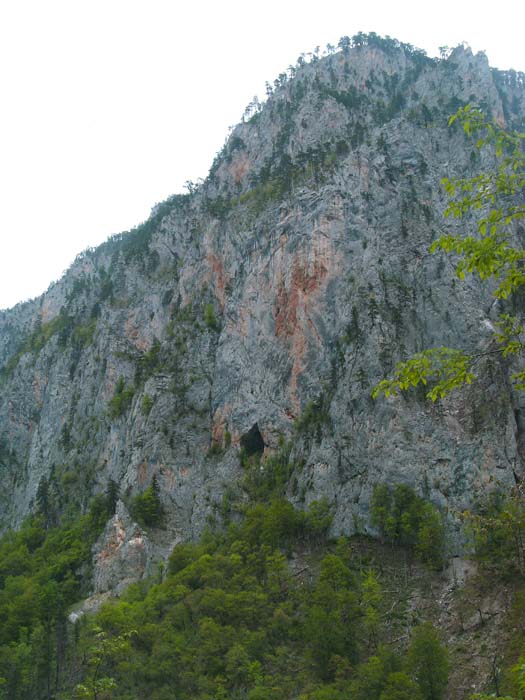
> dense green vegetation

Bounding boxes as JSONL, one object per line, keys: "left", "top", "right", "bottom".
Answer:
{"left": 370, "top": 484, "right": 446, "bottom": 570}
{"left": 467, "top": 490, "right": 525, "bottom": 578}
{"left": 70, "top": 498, "right": 450, "bottom": 700}
{"left": 108, "top": 376, "right": 135, "bottom": 419}
{"left": 0, "top": 493, "right": 114, "bottom": 699}
{"left": 203, "top": 303, "right": 220, "bottom": 332}
{"left": 0, "top": 444, "right": 456, "bottom": 700}
{"left": 3, "top": 471, "right": 525, "bottom": 699}
{"left": 129, "top": 476, "right": 165, "bottom": 529}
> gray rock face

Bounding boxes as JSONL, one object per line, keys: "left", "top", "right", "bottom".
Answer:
{"left": 92, "top": 500, "right": 150, "bottom": 594}
{"left": 1, "top": 41, "right": 525, "bottom": 579}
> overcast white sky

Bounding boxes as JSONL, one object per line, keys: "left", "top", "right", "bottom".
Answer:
{"left": 1, "top": 0, "right": 524, "bottom": 310}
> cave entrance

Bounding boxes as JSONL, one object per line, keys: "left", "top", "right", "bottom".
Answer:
{"left": 240, "top": 423, "right": 265, "bottom": 457}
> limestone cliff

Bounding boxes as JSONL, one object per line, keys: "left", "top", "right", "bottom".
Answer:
{"left": 1, "top": 39, "right": 524, "bottom": 587}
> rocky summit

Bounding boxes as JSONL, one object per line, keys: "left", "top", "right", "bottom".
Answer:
{"left": 1, "top": 36, "right": 525, "bottom": 592}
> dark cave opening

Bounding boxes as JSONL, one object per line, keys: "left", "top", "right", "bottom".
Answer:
{"left": 240, "top": 423, "right": 265, "bottom": 457}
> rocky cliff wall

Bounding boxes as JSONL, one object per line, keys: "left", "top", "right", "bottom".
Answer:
{"left": 1, "top": 40, "right": 525, "bottom": 584}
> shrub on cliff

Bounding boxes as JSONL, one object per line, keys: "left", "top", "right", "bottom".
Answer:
{"left": 129, "top": 476, "right": 165, "bottom": 528}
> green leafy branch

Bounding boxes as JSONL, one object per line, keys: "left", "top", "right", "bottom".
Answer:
{"left": 436, "top": 106, "right": 525, "bottom": 299}
{"left": 372, "top": 348, "right": 475, "bottom": 401}
{"left": 373, "top": 318, "right": 525, "bottom": 400}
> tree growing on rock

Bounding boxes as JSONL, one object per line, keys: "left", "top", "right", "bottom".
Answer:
{"left": 129, "top": 475, "right": 165, "bottom": 528}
